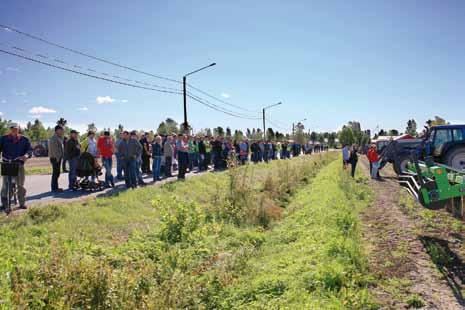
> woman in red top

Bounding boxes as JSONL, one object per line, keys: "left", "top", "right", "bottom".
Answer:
{"left": 367, "top": 144, "right": 380, "bottom": 179}
{"left": 97, "top": 131, "right": 115, "bottom": 187}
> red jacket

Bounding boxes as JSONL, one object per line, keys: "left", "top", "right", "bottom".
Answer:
{"left": 97, "top": 136, "right": 114, "bottom": 158}
{"left": 367, "top": 148, "right": 379, "bottom": 163}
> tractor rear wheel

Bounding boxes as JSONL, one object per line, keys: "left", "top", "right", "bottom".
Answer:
{"left": 444, "top": 146, "right": 465, "bottom": 171}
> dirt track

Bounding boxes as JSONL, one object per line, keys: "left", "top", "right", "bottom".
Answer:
{"left": 359, "top": 159, "right": 464, "bottom": 309}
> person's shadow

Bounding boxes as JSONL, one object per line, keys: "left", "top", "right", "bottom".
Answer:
{"left": 419, "top": 235, "right": 465, "bottom": 306}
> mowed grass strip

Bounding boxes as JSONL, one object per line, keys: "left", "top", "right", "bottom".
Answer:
{"left": 0, "top": 153, "right": 337, "bottom": 309}
{"left": 222, "top": 160, "right": 377, "bottom": 309}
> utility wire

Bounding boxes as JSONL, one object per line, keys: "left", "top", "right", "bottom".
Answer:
{"left": 0, "top": 23, "right": 181, "bottom": 84}
{"left": 0, "top": 48, "right": 183, "bottom": 94}
{"left": 266, "top": 118, "right": 288, "bottom": 131}
{"left": 0, "top": 47, "right": 262, "bottom": 120}
{"left": 188, "top": 94, "right": 261, "bottom": 120}
{"left": 0, "top": 23, "right": 258, "bottom": 115}
{"left": 186, "top": 83, "right": 260, "bottom": 113}
{"left": 0, "top": 42, "right": 182, "bottom": 92}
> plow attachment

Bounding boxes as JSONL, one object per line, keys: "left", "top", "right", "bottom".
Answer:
{"left": 398, "top": 158, "right": 465, "bottom": 211}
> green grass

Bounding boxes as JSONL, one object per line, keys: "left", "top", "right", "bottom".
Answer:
{"left": 221, "top": 160, "right": 377, "bottom": 309}
{"left": 0, "top": 153, "right": 349, "bottom": 309}
{"left": 25, "top": 166, "right": 52, "bottom": 175}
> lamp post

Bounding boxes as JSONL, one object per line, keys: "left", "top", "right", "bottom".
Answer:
{"left": 262, "top": 102, "right": 282, "bottom": 140}
{"left": 182, "top": 63, "right": 216, "bottom": 132}
{"left": 292, "top": 118, "right": 307, "bottom": 136}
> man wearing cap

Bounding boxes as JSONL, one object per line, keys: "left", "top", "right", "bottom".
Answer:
{"left": 48, "top": 125, "right": 65, "bottom": 192}
{"left": 0, "top": 123, "right": 32, "bottom": 211}
{"left": 64, "top": 130, "right": 80, "bottom": 190}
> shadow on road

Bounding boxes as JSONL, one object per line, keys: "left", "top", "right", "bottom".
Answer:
{"left": 420, "top": 235, "right": 465, "bottom": 306}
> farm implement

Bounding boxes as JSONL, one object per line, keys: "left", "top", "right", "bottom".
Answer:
{"left": 398, "top": 155, "right": 465, "bottom": 210}
{"left": 379, "top": 124, "right": 465, "bottom": 211}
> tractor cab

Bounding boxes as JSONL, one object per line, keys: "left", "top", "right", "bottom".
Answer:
{"left": 425, "top": 125, "right": 465, "bottom": 171}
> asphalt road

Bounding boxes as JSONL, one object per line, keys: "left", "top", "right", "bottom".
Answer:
{"left": 5, "top": 167, "right": 196, "bottom": 209}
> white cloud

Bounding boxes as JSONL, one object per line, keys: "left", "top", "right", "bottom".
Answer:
{"left": 29, "top": 106, "right": 57, "bottom": 114}
{"left": 78, "top": 106, "right": 89, "bottom": 111}
{"left": 121, "top": 99, "right": 128, "bottom": 103}
{"left": 29, "top": 114, "right": 42, "bottom": 119}
{"left": 0, "top": 112, "right": 3, "bottom": 116}
{"left": 14, "top": 90, "right": 27, "bottom": 96}
{"left": 3, "top": 27, "right": 12, "bottom": 32}
{"left": 221, "top": 93, "right": 230, "bottom": 99}
{"left": 96, "top": 96, "right": 115, "bottom": 104}
{"left": 1, "top": 99, "right": 6, "bottom": 104}
{"left": 6, "top": 67, "right": 20, "bottom": 72}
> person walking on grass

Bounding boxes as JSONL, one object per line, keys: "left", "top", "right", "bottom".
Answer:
{"left": 349, "top": 144, "right": 359, "bottom": 178}
{"left": 0, "top": 123, "right": 32, "bottom": 212}
{"left": 65, "top": 130, "right": 80, "bottom": 190}
{"left": 48, "top": 125, "right": 65, "bottom": 193}
{"left": 367, "top": 144, "right": 380, "bottom": 180}
{"left": 97, "top": 131, "right": 115, "bottom": 188}
{"left": 342, "top": 144, "right": 350, "bottom": 169}
{"left": 152, "top": 135, "right": 163, "bottom": 182}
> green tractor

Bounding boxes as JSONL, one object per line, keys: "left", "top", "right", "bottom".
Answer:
{"left": 380, "top": 125, "right": 465, "bottom": 210}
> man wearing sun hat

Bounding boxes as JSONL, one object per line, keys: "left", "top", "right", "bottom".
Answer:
{"left": 0, "top": 122, "right": 32, "bottom": 212}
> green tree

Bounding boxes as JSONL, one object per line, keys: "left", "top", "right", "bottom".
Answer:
{"left": 310, "top": 131, "right": 318, "bottom": 143}
{"left": 426, "top": 116, "right": 447, "bottom": 127}
{"left": 405, "top": 119, "right": 417, "bottom": 136}
{"left": 213, "top": 126, "right": 224, "bottom": 137}
{"left": 338, "top": 126, "right": 355, "bottom": 146}
{"left": 388, "top": 129, "right": 399, "bottom": 136}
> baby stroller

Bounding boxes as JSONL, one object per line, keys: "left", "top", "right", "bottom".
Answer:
{"left": 75, "top": 152, "right": 105, "bottom": 191}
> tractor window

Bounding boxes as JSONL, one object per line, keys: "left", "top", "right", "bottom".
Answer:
{"left": 433, "top": 129, "right": 452, "bottom": 148}
{"left": 452, "top": 129, "right": 464, "bottom": 142}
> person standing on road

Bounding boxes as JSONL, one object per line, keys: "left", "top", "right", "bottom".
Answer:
{"left": 163, "top": 135, "right": 173, "bottom": 177}
{"left": 62, "top": 136, "right": 69, "bottom": 173}
{"left": 139, "top": 132, "right": 151, "bottom": 174}
{"left": 97, "top": 131, "right": 115, "bottom": 188}
{"left": 65, "top": 130, "right": 80, "bottom": 190}
{"left": 128, "top": 131, "right": 143, "bottom": 188}
{"left": 48, "top": 125, "right": 65, "bottom": 192}
{"left": 115, "top": 132, "right": 124, "bottom": 180}
{"left": 367, "top": 144, "right": 380, "bottom": 179}
{"left": 349, "top": 145, "right": 359, "bottom": 178}
{"left": 0, "top": 123, "right": 32, "bottom": 211}
{"left": 176, "top": 134, "right": 189, "bottom": 179}
{"left": 152, "top": 135, "right": 163, "bottom": 182}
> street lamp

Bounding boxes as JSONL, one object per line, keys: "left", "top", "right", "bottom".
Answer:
{"left": 262, "top": 102, "right": 282, "bottom": 140}
{"left": 183, "top": 63, "right": 216, "bottom": 132}
{"left": 293, "top": 118, "right": 307, "bottom": 136}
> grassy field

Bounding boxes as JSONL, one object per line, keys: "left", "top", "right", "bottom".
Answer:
{"left": 0, "top": 152, "right": 376, "bottom": 309}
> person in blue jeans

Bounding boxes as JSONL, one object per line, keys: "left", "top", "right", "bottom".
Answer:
{"left": 64, "top": 130, "right": 81, "bottom": 190}
{"left": 152, "top": 135, "right": 163, "bottom": 182}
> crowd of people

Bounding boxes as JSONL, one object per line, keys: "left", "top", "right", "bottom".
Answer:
{"left": 0, "top": 121, "right": 331, "bottom": 213}
{"left": 342, "top": 143, "right": 381, "bottom": 179}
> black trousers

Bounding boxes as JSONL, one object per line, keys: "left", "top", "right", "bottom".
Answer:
{"left": 165, "top": 156, "right": 172, "bottom": 177}
{"left": 351, "top": 161, "right": 357, "bottom": 178}
{"left": 50, "top": 158, "right": 62, "bottom": 191}
{"left": 177, "top": 152, "right": 188, "bottom": 179}
{"left": 141, "top": 153, "right": 151, "bottom": 173}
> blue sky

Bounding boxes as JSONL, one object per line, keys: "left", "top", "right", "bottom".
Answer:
{"left": 0, "top": 0, "right": 464, "bottom": 135}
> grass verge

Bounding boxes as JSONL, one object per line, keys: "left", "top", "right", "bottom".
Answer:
{"left": 0, "top": 153, "right": 339, "bottom": 309}
{"left": 25, "top": 166, "right": 52, "bottom": 175}
{"left": 221, "top": 160, "right": 377, "bottom": 309}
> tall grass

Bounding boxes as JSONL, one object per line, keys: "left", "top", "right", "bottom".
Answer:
{"left": 0, "top": 153, "right": 337, "bottom": 309}
{"left": 221, "top": 161, "right": 377, "bottom": 309}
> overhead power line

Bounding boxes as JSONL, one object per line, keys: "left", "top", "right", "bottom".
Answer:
{"left": 0, "top": 23, "right": 181, "bottom": 84}
{"left": 0, "top": 48, "right": 183, "bottom": 94}
{"left": 0, "top": 23, "right": 258, "bottom": 115}
{"left": 187, "top": 94, "right": 261, "bottom": 120}
{"left": 187, "top": 83, "right": 260, "bottom": 113}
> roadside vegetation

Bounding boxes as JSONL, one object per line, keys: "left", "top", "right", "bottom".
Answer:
{"left": 0, "top": 152, "right": 350, "bottom": 309}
